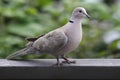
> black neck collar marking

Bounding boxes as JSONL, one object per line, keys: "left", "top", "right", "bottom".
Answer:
{"left": 69, "top": 20, "right": 74, "bottom": 23}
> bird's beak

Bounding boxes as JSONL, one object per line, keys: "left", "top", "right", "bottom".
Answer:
{"left": 84, "top": 13, "right": 91, "bottom": 19}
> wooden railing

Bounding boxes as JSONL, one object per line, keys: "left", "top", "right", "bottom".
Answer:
{"left": 0, "top": 59, "right": 120, "bottom": 79}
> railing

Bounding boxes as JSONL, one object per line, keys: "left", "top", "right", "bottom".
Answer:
{"left": 0, "top": 59, "right": 120, "bottom": 79}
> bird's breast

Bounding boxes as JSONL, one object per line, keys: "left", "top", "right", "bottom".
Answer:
{"left": 59, "top": 24, "right": 82, "bottom": 55}
{"left": 66, "top": 26, "right": 82, "bottom": 50}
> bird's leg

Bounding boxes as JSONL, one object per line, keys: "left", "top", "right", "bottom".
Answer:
{"left": 53, "top": 57, "right": 63, "bottom": 66}
{"left": 56, "top": 57, "right": 60, "bottom": 65}
{"left": 61, "top": 56, "right": 76, "bottom": 64}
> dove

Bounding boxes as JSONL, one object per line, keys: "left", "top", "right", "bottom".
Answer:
{"left": 6, "top": 7, "right": 90, "bottom": 65}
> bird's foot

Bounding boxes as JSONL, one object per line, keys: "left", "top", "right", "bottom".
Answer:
{"left": 62, "top": 60, "right": 76, "bottom": 64}
{"left": 61, "top": 56, "right": 76, "bottom": 64}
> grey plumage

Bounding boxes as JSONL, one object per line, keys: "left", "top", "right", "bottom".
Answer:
{"left": 6, "top": 7, "right": 90, "bottom": 65}
{"left": 6, "top": 46, "right": 39, "bottom": 59}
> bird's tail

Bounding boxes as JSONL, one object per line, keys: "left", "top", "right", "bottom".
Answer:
{"left": 6, "top": 47, "right": 35, "bottom": 60}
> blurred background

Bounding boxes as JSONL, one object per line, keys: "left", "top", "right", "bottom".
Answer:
{"left": 0, "top": 0, "right": 120, "bottom": 59}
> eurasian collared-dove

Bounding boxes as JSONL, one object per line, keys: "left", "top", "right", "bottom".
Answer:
{"left": 6, "top": 7, "right": 90, "bottom": 65}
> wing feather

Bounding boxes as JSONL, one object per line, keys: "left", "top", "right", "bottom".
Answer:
{"left": 32, "top": 29, "right": 68, "bottom": 53}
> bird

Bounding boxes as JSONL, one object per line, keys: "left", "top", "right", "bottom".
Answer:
{"left": 6, "top": 7, "right": 90, "bottom": 66}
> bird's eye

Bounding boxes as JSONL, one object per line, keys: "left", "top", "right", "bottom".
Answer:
{"left": 79, "top": 10, "right": 82, "bottom": 13}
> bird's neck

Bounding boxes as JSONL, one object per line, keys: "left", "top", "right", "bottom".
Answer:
{"left": 62, "top": 17, "right": 82, "bottom": 31}
{"left": 62, "top": 17, "right": 82, "bottom": 39}
{"left": 69, "top": 16, "right": 82, "bottom": 24}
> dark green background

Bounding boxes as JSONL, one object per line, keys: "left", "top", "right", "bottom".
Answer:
{"left": 0, "top": 0, "right": 120, "bottom": 59}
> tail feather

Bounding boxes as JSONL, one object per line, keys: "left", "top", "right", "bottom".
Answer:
{"left": 6, "top": 47, "right": 30, "bottom": 59}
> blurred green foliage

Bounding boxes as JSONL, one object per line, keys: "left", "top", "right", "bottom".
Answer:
{"left": 0, "top": 0, "right": 120, "bottom": 59}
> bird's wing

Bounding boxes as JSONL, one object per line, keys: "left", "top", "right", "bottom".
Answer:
{"left": 26, "top": 34, "right": 45, "bottom": 42}
{"left": 32, "top": 29, "right": 68, "bottom": 53}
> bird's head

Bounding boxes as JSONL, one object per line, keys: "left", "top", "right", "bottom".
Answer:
{"left": 71, "top": 7, "right": 90, "bottom": 20}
